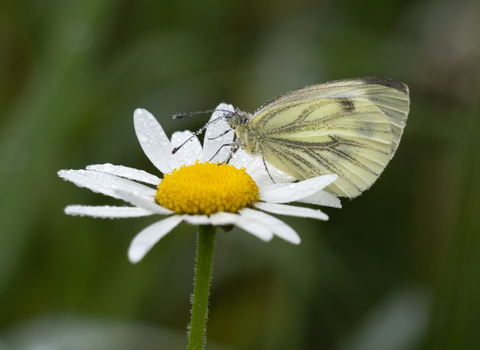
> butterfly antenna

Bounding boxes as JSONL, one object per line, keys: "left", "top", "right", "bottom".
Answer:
{"left": 171, "top": 111, "right": 234, "bottom": 155}
{"left": 208, "top": 128, "right": 232, "bottom": 140}
{"left": 172, "top": 108, "right": 233, "bottom": 119}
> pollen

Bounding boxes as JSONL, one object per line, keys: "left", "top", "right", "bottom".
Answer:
{"left": 156, "top": 161, "right": 260, "bottom": 216}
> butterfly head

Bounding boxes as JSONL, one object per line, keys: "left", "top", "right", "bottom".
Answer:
{"left": 226, "top": 108, "right": 251, "bottom": 130}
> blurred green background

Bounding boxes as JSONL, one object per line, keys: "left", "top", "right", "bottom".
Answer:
{"left": 1, "top": 0, "right": 479, "bottom": 349}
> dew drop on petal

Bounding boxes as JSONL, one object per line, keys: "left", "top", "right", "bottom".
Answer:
{"left": 137, "top": 132, "right": 148, "bottom": 142}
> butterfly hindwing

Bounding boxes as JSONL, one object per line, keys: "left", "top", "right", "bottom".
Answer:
{"left": 244, "top": 78, "right": 409, "bottom": 198}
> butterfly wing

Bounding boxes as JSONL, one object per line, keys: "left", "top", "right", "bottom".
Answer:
{"left": 249, "top": 77, "right": 409, "bottom": 198}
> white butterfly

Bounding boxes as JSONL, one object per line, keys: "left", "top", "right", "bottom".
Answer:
{"left": 225, "top": 77, "right": 410, "bottom": 198}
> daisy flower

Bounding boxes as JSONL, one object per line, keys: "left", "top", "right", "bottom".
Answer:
{"left": 58, "top": 104, "right": 341, "bottom": 264}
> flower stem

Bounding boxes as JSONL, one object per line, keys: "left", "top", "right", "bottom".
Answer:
{"left": 188, "top": 225, "right": 217, "bottom": 350}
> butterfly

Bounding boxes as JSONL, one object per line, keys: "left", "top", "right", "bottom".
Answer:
{"left": 223, "top": 77, "right": 409, "bottom": 198}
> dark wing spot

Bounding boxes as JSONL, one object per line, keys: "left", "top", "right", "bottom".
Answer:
{"left": 360, "top": 77, "right": 408, "bottom": 94}
{"left": 339, "top": 99, "right": 355, "bottom": 113}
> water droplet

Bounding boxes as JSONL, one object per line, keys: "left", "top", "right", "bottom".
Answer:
{"left": 137, "top": 132, "right": 148, "bottom": 142}
{"left": 104, "top": 164, "right": 114, "bottom": 172}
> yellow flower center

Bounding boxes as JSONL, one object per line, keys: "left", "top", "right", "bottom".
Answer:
{"left": 156, "top": 161, "right": 260, "bottom": 215}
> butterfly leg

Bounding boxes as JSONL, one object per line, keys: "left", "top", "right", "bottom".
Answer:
{"left": 262, "top": 155, "right": 275, "bottom": 184}
{"left": 209, "top": 142, "right": 238, "bottom": 163}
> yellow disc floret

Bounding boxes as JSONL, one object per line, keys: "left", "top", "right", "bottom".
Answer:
{"left": 156, "top": 161, "right": 260, "bottom": 215}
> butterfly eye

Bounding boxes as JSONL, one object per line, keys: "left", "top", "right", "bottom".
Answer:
{"left": 228, "top": 114, "right": 239, "bottom": 127}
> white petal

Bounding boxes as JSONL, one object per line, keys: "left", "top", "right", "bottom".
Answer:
{"left": 239, "top": 207, "right": 300, "bottom": 244}
{"left": 229, "top": 148, "right": 296, "bottom": 187}
{"left": 182, "top": 215, "right": 212, "bottom": 225}
{"left": 86, "top": 163, "right": 161, "bottom": 185}
{"left": 210, "top": 212, "right": 273, "bottom": 241}
{"left": 114, "top": 189, "right": 174, "bottom": 215}
{"left": 254, "top": 202, "right": 329, "bottom": 221}
{"left": 202, "top": 103, "right": 235, "bottom": 163}
{"left": 171, "top": 130, "right": 203, "bottom": 166}
{"left": 58, "top": 169, "right": 157, "bottom": 200}
{"left": 128, "top": 215, "right": 183, "bottom": 263}
{"left": 229, "top": 148, "right": 254, "bottom": 169}
{"left": 134, "top": 108, "right": 181, "bottom": 174}
{"left": 65, "top": 205, "right": 154, "bottom": 218}
{"left": 259, "top": 174, "right": 338, "bottom": 204}
{"left": 297, "top": 190, "right": 342, "bottom": 208}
